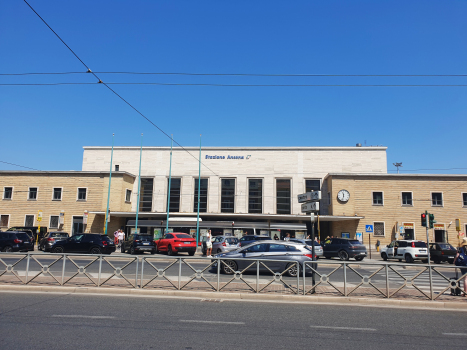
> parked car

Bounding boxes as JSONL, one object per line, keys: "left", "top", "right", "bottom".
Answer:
{"left": 50, "top": 233, "right": 116, "bottom": 254}
{"left": 238, "top": 235, "right": 271, "bottom": 247}
{"left": 380, "top": 240, "right": 428, "bottom": 263}
{"left": 289, "top": 238, "right": 323, "bottom": 258}
{"left": 155, "top": 233, "right": 196, "bottom": 256}
{"left": 7, "top": 226, "right": 47, "bottom": 243}
{"left": 213, "top": 240, "right": 316, "bottom": 277}
{"left": 322, "top": 238, "right": 367, "bottom": 261}
{"left": 429, "top": 242, "right": 457, "bottom": 264}
{"left": 39, "top": 231, "right": 70, "bottom": 252}
{"left": 121, "top": 233, "right": 156, "bottom": 255}
{"left": 202, "top": 235, "right": 239, "bottom": 255}
{"left": 0, "top": 231, "right": 35, "bottom": 252}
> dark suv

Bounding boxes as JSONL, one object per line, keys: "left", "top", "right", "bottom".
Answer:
{"left": 39, "top": 231, "right": 70, "bottom": 252}
{"left": 238, "top": 235, "right": 271, "bottom": 247}
{"left": 0, "top": 231, "right": 35, "bottom": 252}
{"left": 323, "top": 238, "right": 367, "bottom": 261}
{"left": 50, "top": 234, "right": 116, "bottom": 254}
{"left": 122, "top": 234, "right": 156, "bottom": 255}
{"left": 7, "top": 226, "right": 47, "bottom": 243}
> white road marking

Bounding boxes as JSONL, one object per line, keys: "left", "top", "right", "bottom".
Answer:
{"left": 310, "top": 325, "right": 376, "bottom": 331}
{"left": 52, "top": 315, "right": 115, "bottom": 319}
{"left": 180, "top": 320, "right": 245, "bottom": 325}
{"left": 443, "top": 333, "right": 467, "bottom": 336}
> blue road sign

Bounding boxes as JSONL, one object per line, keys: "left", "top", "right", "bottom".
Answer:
{"left": 365, "top": 225, "right": 374, "bottom": 233}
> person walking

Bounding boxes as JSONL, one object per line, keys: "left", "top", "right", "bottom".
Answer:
{"left": 206, "top": 230, "right": 213, "bottom": 257}
{"left": 273, "top": 234, "right": 279, "bottom": 240}
{"left": 284, "top": 233, "right": 291, "bottom": 241}
{"left": 113, "top": 230, "right": 119, "bottom": 246}
{"left": 454, "top": 237, "right": 467, "bottom": 297}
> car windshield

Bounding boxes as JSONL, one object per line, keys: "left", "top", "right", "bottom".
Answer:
{"left": 225, "top": 238, "right": 238, "bottom": 244}
{"left": 258, "top": 236, "right": 270, "bottom": 240}
{"left": 349, "top": 240, "right": 362, "bottom": 245}
{"left": 413, "top": 241, "right": 427, "bottom": 248}
{"left": 438, "top": 243, "right": 454, "bottom": 250}
{"left": 51, "top": 233, "right": 68, "bottom": 238}
{"left": 303, "top": 240, "right": 321, "bottom": 246}
{"left": 100, "top": 235, "right": 112, "bottom": 242}
{"left": 16, "top": 233, "right": 30, "bottom": 241}
{"left": 213, "top": 236, "right": 223, "bottom": 243}
{"left": 139, "top": 235, "right": 153, "bottom": 241}
{"left": 175, "top": 234, "right": 192, "bottom": 239}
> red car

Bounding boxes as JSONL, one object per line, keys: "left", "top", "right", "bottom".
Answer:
{"left": 155, "top": 233, "right": 196, "bottom": 256}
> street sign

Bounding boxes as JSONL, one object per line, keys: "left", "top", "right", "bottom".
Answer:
{"left": 83, "top": 210, "right": 88, "bottom": 225}
{"left": 456, "top": 219, "right": 461, "bottom": 231}
{"left": 356, "top": 232, "right": 363, "bottom": 242}
{"left": 59, "top": 211, "right": 65, "bottom": 225}
{"left": 298, "top": 191, "right": 321, "bottom": 203}
{"left": 365, "top": 224, "right": 373, "bottom": 233}
{"left": 37, "top": 210, "right": 42, "bottom": 222}
{"left": 301, "top": 202, "right": 319, "bottom": 213}
{"left": 399, "top": 226, "right": 405, "bottom": 234}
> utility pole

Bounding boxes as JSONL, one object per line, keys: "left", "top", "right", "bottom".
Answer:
{"left": 393, "top": 162, "right": 402, "bottom": 174}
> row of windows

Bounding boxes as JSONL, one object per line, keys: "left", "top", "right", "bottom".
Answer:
{"left": 372, "top": 192, "right": 467, "bottom": 207}
{"left": 2, "top": 187, "right": 88, "bottom": 201}
{"left": 0, "top": 214, "right": 61, "bottom": 229}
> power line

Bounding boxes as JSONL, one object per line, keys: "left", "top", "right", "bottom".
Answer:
{"left": 3, "top": 82, "right": 467, "bottom": 87}
{"left": 0, "top": 160, "right": 40, "bottom": 171}
{"left": 2, "top": 72, "right": 467, "bottom": 77}
{"left": 22, "top": 0, "right": 218, "bottom": 177}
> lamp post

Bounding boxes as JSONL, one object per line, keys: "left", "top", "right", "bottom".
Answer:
{"left": 166, "top": 135, "right": 173, "bottom": 234}
{"left": 104, "top": 133, "right": 114, "bottom": 236}
{"left": 196, "top": 134, "right": 202, "bottom": 246}
{"left": 135, "top": 133, "right": 143, "bottom": 234}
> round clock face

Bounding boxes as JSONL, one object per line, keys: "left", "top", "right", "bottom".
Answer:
{"left": 337, "top": 189, "right": 350, "bottom": 202}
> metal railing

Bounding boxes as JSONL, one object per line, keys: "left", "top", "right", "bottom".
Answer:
{"left": 0, "top": 252, "right": 466, "bottom": 300}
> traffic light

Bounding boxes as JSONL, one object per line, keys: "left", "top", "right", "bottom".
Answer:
{"left": 429, "top": 213, "right": 436, "bottom": 229}
{"left": 421, "top": 213, "right": 427, "bottom": 227}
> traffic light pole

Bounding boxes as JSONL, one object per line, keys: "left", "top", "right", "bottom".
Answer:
{"left": 425, "top": 210, "right": 433, "bottom": 300}
{"left": 310, "top": 213, "right": 316, "bottom": 293}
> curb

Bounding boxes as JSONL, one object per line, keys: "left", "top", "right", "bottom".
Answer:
{"left": 1, "top": 285, "right": 466, "bottom": 311}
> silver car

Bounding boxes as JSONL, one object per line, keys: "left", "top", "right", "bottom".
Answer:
{"left": 289, "top": 238, "right": 323, "bottom": 258}
{"left": 213, "top": 240, "right": 317, "bottom": 277}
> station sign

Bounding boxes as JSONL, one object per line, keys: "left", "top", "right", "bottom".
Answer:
{"left": 298, "top": 191, "right": 321, "bottom": 203}
{"left": 301, "top": 202, "right": 319, "bottom": 213}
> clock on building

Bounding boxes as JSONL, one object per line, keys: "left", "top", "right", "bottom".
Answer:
{"left": 337, "top": 189, "right": 350, "bottom": 202}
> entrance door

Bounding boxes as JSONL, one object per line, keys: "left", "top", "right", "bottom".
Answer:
{"left": 72, "top": 217, "right": 84, "bottom": 235}
{"left": 404, "top": 229, "right": 414, "bottom": 240}
{"left": 434, "top": 230, "right": 445, "bottom": 243}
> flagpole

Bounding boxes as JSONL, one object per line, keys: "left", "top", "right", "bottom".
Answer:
{"left": 104, "top": 133, "right": 114, "bottom": 236}
{"left": 135, "top": 133, "right": 143, "bottom": 234}
{"left": 166, "top": 135, "right": 173, "bottom": 234}
{"left": 196, "top": 134, "right": 202, "bottom": 246}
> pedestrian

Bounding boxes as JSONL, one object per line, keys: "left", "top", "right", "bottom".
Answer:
{"left": 454, "top": 237, "right": 467, "bottom": 297}
{"left": 273, "top": 234, "right": 279, "bottom": 240}
{"left": 284, "top": 233, "right": 290, "bottom": 241}
{"left": 114, "top": 229, "right": 119, "bottom": 245}
{"left": 118, "top": 229, "right": 125, "bottom": 247}
{"left": 206, "top": 230, "right": 213, "bottom": 257}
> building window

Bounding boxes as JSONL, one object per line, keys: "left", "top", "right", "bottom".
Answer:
{"left": 373, "top": 192, "right": 383, "bottom": 205}
{"left": 49, "top": 215, "right": 59, "bottom": 229}
{"left": 221, "top": 179, "right": 235, "bottom": 213}
{"left": 167, "top": 178, "right": 181, "bottom": 213}
{"left": 140, "top": 178, "right": 154, "bottom": 212}
{"left": 25, "top": 215, "right": 34, "bottom": 227}
{"left": 276, "top": 179, "right": 291, "bottom": 214}
{"left": 402, "top": 192, "right": 412, "bottom": 206}
{"left": 432, "top": 192, "right": 443, "bottom": 206}
{"left": 194, "top": 178, "right": 208, "bottom": 213}
{"left": 0, "top": 214, "right": 9, "bottom": 228}
{"left": 115, "top": 165, "right": 119, "bottom": 171}
{"left": 327, "top": 192, "right": 331, "bottom": 206}
{"left": 77, "top": 188, "right": 87, "bottom": 201}
{"left": 53, "top": 188, "right": 62, "bottom": 200}
{"left": 374, "top": 222, "right": 385, "bottom": 236}
{"left": 463, "top": 193, "right": 467, "bottom": 207}
{"left": 248, "top": 179, "right": 263, "bottom": 214}
{"left": 28, "top": 187, "right": 38, "bottom": 200}
{"left": 125, "top": 189, "right": 132, "bottom": 202}
{"left": 3, "top": 187, "right": 12, "bottom": 200}
{"left": 305, "top": 179, "right": 320, "bottom": 192}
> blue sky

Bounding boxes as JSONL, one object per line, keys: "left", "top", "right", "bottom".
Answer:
{"left": 1, "top": 0, "right": 466, "bottom": 173}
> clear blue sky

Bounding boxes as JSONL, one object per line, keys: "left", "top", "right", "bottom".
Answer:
{"left": 1, "top": 0, "right": 466, "bottom": 173}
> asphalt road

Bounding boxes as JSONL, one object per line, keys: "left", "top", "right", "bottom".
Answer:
{"left": 0, "top": 292, "right": 465, "bottom": 350}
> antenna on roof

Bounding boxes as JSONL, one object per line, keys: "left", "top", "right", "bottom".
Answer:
{"left": 393, "top": 162, "right": 403, "bottom": 174}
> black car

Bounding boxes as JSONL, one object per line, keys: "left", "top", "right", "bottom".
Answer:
{"left": 322, "top": 238, "right": 367, "bottom": 261}
{"left": 0, "top": 231, "right": 35, "bottom": 252}
{"left": 122, "top": 233, "right": 156, "bottom": 255}
{"left": 39, "top": 231, "right": 70, "bottom": 252}
{"left": 50, "top": 234, "right": 116, "bottom": 254}
{"left": 429, "top": 242, "right": 457, "bottom": 264}
{"left": 238, "top": 235, "right": 271, "bottom": 247}
{"left": 7, "top": 226, "right": 47, "bottom": 243}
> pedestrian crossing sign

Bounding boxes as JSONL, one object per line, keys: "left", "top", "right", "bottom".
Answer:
{"left": 365, "top": 225, "right": 373, "bottom": 233}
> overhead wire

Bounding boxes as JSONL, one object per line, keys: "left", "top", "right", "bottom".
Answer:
{"left": 2, "top": 83, "right": 467, "bottom": 87}
{"left": 22, "top": 0, "right": 218, "bottom": 177}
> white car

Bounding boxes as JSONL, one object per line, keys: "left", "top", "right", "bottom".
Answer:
{"left": 380, "top": 240, "right": 429, "bottom": 263}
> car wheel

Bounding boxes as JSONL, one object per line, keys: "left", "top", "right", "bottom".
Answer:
{"left": 405, "top": 254, "right": 413, "bottom": 263}
{"left": 325, "top": 256, "right": 331, "bottom": 259}
{"left": 121, "top": 245, "right": 126, "bottom": 254}
{"left": 130, "top": 247, "right": 136, "bottom": 255}
{"left": 150, "top": 250, "right": 155, "bottom": 255}
{"left": 398, "top": 259, "right": 402, "bottom": 262}
{"left": 338, "top": 250, "right": 349, "bottom": 261}
{"left": 168, "top": 245, "right": 176, "bottom": 256}
{"left": 422, "top": 259, "right": 428, "bottom": 264}
{"left": 90, "top": 247, "right": 101, "bottom": 255}
{"left": 381, "top": 253, "right": 388, "bottom": 261}
{"left": 355, "top": 256, "right": 364, "bottom": 261}
{"left": 221, "top": 260, "right": 237, "bottom": 275}
{"left": 3, "top": 246, "right": 13, "bottom": 252}
{"left": 188, "top": 251, "right": 195, "bottom": 256}
{"left": 449, "top": 259, "right": 455, "bottom": 265}
{"left": 286, "top": 263, "right": 301, "bottom": 278}
{"left": 217, "top": 248, "right": 222, "bottom": 254}
{"left": 52, "top": 246, "right": 64, "bottom": 254}
{"left": 433, "top": 257, "right": 440, "bottom": 264}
